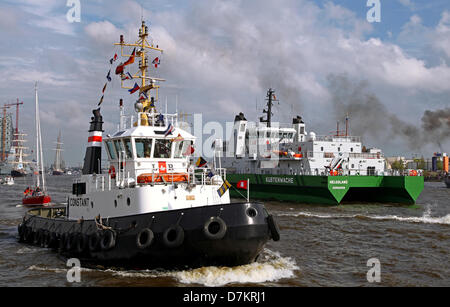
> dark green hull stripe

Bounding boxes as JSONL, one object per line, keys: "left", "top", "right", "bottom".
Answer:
{"left": 227, "top": 174, "right": 424, "bottom": 205}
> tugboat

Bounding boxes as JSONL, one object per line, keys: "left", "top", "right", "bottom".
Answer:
{"left": 22, "top": 83, "right": 51, "bottom": 206}
{"left": 17, "top": 21, "right": 279, "bottom": 269}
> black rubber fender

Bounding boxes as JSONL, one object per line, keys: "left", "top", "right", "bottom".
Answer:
{"left": 75, "top": 233, "right": 88, "bottom": 254}
{"left": 162, "top": 225, "right": 184, "bottom": 248}
{"left": 66, "top": 233, "right": 77, "bottom": 251}
{"left": 100, "top": 229, "right": 116, "bottom": 251}
{"left": 42, "top": 231, "right": 51, "bottom": 248}
{"left": 88, "top": 231, "right": 101, "bottom": 252}
{"left": 203, "top": 216, "right": 227, "bottom": 240}
{"left": 267, "top": 215, "right": 280, "bottom": 241}
{"left": 136, "top": 228, "right": 154, "bottom": 249}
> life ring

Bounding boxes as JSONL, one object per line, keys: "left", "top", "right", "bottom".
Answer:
{"left": 162, "top": 225, "right": 184, "bottom": 248}
{"left": 136, "top": 228, "right": 154, "bottom": 249}
{"left": 75, "top": 233, "right": 88, "bottom": 254}
{"left": 100, "top": 229, "right": 116, "bottom": 251}
{"left": 409, "top": 170, "right": 418, "bottom": 176}
{"left": 137, "top": 173, "right": 189, "bottom": 184}
{"left": 88, "top": 232, "right": 101, "bottom": 252}
{"left": 203, "top": 216, "right": 227, "bottom": 240}
{"left": 109, "top": 166, "right": 116, "bottom": 179}
{"left": 267, "top": 215, "right": 280, "bottom": 242}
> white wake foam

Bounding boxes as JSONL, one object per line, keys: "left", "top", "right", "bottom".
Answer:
{"left": 278, "top": 211, "right": 450, "bottom": 225}
{"left": 173, "top": 249, "right": 299, "bottom": 287}
{"left": 108, "top": 249, "right": 299, "bottom": 287}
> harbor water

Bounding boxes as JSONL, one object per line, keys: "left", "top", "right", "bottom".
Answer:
{"left": 0, "top": 176, "right": 448, "bottom": 287}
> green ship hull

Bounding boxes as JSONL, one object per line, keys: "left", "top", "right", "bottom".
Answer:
{"left": 227, "top": 174, "right": 424, "bottom": 205}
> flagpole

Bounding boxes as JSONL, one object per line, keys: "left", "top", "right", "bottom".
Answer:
{"left": 247, "top": 178, "right": 249, "bottom": 202}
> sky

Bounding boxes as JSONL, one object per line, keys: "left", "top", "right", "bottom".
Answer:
{"left": 0, "top": 0, "right": 449, "bottom": 166}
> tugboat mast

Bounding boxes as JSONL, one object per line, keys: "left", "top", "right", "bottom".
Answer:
{"left": 114, "top": 20, "right": 164, "bottom": 125}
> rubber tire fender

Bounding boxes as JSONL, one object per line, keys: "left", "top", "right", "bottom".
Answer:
{"left": 66, "top": 233, "right": 77, "bottom": 251}
{"left": 267, "top": 215, "right": 280, "bottom": 242}
{"left": 100, "top": 229, "right": 116, "bottom": 251}
{"left": 162, "top": 225, "right": 184, "bottom": 248}
{"left": 75, "top": 233, "right": 88, "bottom": 254}
{"left": 88, "top": 232, "right": 101, "bottom": 252}
{"left": 136, "top": 228, "right": 154, "bottom": 249}
{"left": 203, "top": 216, "right": 227, "bottom": 240}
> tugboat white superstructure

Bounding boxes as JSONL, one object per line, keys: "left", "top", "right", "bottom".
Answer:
{"left": 17, "top": 21, "right": 279, "bottom": 269}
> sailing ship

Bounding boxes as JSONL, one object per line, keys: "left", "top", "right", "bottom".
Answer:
{"left": 52, "top": 131, "right": 64, "bottom": 175}
{"left": 17, "top": 21, "right": 279, "bottom": 269}
{"left": 10, "top": 132, "right": 30, "bottom": 177}
{"left": 22, "top": 83, "right": 51, "bottom": 206}
{"left": 217, "top": 88, "right": 424, "bottom": 205}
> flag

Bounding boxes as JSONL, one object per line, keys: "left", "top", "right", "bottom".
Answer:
{"left": 163, "top": 123, "right": 174, "bottom": 137}
{"left": 106, "top": 69, "right": 111, "bottom": 82}
{"left": 102, "top": 83, "right": 107, "bottom": 94}
{"left": 207, "top": 171, "right": 214, "bottom": 178}
{"left": 141, "top": 91, "right": 148, "bottom": 99}
{"left": 110, "top": 53, "right": 118, "bottom": 64}
{"left": 123, "top": 48, "right": 136, "bottom": 66}
{"left": 170, "top": 133, "right": 184, "bottom": 142}
{"left": 115, "top": 63, "right": 124, "bottom": 75}
{"left": 183, "top": 144, "right": 195, "bottom": 156}
{"left": 196, "top": 157, "right": 207, "bottom": 168}
{"left": 128, "top": 82, "right": 140, "bottom": 94}
{"left": 121, "top": 72, "right": 133, "bottom": 81}
{"left": 217, "top": 180, "right": 231, "bottom": 197}
{"left": 237, "top": 180, "right": 248, "bottom": 190}
{"left": 98, "top": 95, "right": 104, "bottom": 106}
{"left": 152, "top": 57, "right": 160, "bottom": 68}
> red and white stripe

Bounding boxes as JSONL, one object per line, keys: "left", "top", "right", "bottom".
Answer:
{"left": 87, "top": 131, "right": 102, "bottom": 147}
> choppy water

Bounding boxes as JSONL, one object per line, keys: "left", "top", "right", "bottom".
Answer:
{"left": 0, "top": 176, "right": 448, "bottom": 287}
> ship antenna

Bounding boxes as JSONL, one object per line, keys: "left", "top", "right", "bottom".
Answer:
{"left": 114, "top": 19, "right": 164, "bottom": 126}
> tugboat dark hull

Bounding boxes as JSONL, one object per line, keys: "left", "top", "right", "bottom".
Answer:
{"left": 17, "top": 202, "right": 279, "bottom": 269}
{"left": 445, "top": 175, "right": 450, "bottom": 188}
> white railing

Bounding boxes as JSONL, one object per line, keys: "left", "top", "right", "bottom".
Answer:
{"left": 120, "top": 112, "right": 179, "bottom": 129}
{"left": 86, "top": 166, "right": 227, "bottom": 192}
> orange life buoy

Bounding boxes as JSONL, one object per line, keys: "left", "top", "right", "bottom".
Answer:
{"left": 294, "top": 153, "right": 303, "bottom": 158}
{"left": 109, "top": 166, "right": 116, "bottom": 179}
{"left": 409, "top": 170, "right": 418, "bottom": 176}
{"left": 137, "top": 173, "right": 189, "bottom": 184}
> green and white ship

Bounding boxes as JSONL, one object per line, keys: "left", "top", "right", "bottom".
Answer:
{"left": 214, "top": 89, "right": 424, "bottom": 205}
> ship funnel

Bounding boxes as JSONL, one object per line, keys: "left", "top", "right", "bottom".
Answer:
{"left": 82, "top": 108, "right": 104, "bottom": 175}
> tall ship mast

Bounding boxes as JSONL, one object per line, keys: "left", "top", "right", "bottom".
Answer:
{"left": 10, "top": 132, "right": 30, "bottom": 177}
{"left": 17, "top": 21, "right": 279, "bottom": 269}
{"left": 52, "top": 131, "right": 64, "bottom": 175}
{"left": 217, "top": 88, "right": 424, "bottom": 205}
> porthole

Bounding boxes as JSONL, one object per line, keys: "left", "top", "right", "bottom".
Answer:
{"left": 127, "top": 197, "right": 131, "bottom": 206}
{"left": 246, "top": 207, "right": 258, "bottom": 218}
{"left": 91, "top": 201, "right": 94, "bottom": 209}
{"left": 114, "top": 200, "right": 117, "bottom": 208}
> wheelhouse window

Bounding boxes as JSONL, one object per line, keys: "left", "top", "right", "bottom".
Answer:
{"left": 135, "top": 138, "right": 153, "bottom": 158}
{"left": 154, "top": 139, "right": 172, "bottom": 158}
{"left": 105, "top": 141, "right": 117, "bottom": 160}
{"left": 174, "top": 140, "right": 194, "bottom": 158}
{"left": 123, "top": 138, "right": 133, "bottom": 159}
{"left": 113, "top": 139, "right": 125, "bottom": 158}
